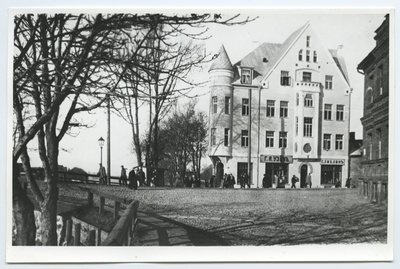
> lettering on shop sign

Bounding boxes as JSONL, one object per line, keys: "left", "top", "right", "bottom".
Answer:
{"left": 320, "top": 159, "right": 345, "bottom": 165}
{"left": 260, "top": 155, "right": 293, "bottom": 163}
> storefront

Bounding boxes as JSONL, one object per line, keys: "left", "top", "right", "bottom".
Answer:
{"left": 261, "top": 155, "right": 293, "bottom": 187}
{"left": 320, "top": 159, "right": 344, "bottom": 186}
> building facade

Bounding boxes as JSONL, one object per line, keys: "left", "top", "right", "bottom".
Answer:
{"left": 357, "top": 14, "right": 389, "bottom": 200}
{"left": 208, "top": 22, "right": 352, "bottom": 188}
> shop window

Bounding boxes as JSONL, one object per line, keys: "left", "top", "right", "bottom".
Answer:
{"left": 321, "top": 165, "right": 342, "bottom": 185}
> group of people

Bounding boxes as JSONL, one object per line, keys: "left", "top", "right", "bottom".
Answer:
{"left": 183, "top": 175, "right": 201, "bottom": 188}
{"left": 206, "top": 173, "right": 251, "bottom": 188}
{"left": 96, "top": 163, "right": 146, "bottom": 190}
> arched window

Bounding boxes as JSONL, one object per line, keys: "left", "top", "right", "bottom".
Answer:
{"left": 298, "top": 50, "right": 303, "bottom": 61}
{"left": 304, "top": 94, "right": 313, "bottom": 107}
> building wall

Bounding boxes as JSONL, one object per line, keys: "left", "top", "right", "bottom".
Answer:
{"left": 208, "top": 24, "right": 351, "bottom": 188}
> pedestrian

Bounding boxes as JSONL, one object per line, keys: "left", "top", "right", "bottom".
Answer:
{"left": 306, "top": 172, "right": 312, "bottom": 188}
{"left": 119, "top": 165, "right": 127, "bottom": 186}
{"left": 245, "top": 173, "right": 250, "bottom": 188}
{"left": 221, "top": 173, "right": 227, "bottom": 188}
{"left": 151, "top": 169, "right": 157, "bottom": 187}
{"left": 128, "top": 167, "right": 137, "bottom": 190}
{"left": 138, "top": 167, "right": 145, "bottom": 186}
{"left": 262, "top": 174, "right": 268, "bottom": 188}
{"left": 210, "top": 175, "right": 215, "bottom": 188}
{"left": 273, "top": 174, "right": 278, "bottom": 188}
{"left": 291, "top": 175, "right": 298, "bottom": 189}
{"left": 240, "top": 173, "right": 245, "bottom": 188}
{"left": 97, "top": 163, "right": 107, "bottom": 185}
{"left": 230, "top": 173, "right": 236, "bottom": 188}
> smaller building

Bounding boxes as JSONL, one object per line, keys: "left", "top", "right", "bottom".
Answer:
{"left": 348, "top": 132, "right": 363, "bottom": 188}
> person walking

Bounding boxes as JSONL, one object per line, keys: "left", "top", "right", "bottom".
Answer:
{"left": 120, "top": 165, "right": 127, "bottom": 186}
{"left": 128, "top": 167, "right": 138, "bottom": 190}
{"left": 262, "top": 174, "right": 268, "bottom": 188}
{"left": 97, "top": 163, "right": 107, "bottom": 185}
{"left": 306, "top": 172, "right": 312, "bottom": 188}
{"left": 291, "top": 175, "right": 299, "bottom": 189}
{"left": 210, "top": 175, "right": 215, "bottom": 188}
{"left": 230, "top": 173, "right": 236, "bottom": 188}
{"left": 138, "top": 167, "right": 146, "bottom": 186}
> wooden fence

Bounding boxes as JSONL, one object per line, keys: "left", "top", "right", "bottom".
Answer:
{"left": 64, "top": 187, "right": 139, "bottom": 246}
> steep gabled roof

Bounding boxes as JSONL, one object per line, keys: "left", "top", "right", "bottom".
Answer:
{"left": 329, "top": 49, "right": 350, "bottom": 85}
{"left": 209, "top": 45, "right": 233, "bottom": 72}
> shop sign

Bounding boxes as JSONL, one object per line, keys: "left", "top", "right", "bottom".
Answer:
{"left": 260, "top": 155, "right": 293, "bottom": 163}
{"left": 320, "top": 159, "right": 345, "bottom": 165}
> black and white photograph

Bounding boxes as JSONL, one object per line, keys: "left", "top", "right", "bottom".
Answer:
{"left": 5, "top": 3, "right": 396, "bottom": 265}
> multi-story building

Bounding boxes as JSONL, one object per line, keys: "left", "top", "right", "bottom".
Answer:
{"left": 208, "top": 22, "right": 352, "bottom": 188}
{"left": 357, "top": 14, "right": 389, "bottom": 201}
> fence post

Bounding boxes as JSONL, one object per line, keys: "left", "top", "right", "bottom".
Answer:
{"left": 88, "top": 192, "right": 93, "bottom": 207}
{"left": 99, "top": 196, "right": 105, "bottom": 215}
{"left": 74, "top": 223, "right": 81, "bottom": 246}
{"left": 114, "top": 201, "right": 120, "bottom": 220}
{"left": 88, "top": 230, "right": 96, "bottom": 246}
{"left": 65, "top": 220, "right": 72, "bottom": 245}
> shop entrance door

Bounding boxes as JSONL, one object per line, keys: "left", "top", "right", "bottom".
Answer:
{"left": 300, "top": 164, "right": 308, "bottom": 188}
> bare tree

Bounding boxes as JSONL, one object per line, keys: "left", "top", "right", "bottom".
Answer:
{"left": 13, "top": 12, "right": 256, "bottom": 245}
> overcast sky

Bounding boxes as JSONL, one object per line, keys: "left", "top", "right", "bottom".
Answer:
{"left": 15, "top": 10, "right": 389, "bottom": 175}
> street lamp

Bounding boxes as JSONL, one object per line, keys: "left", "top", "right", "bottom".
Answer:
{"left": 98, "top": 137, "right": 105, "bottom": 166}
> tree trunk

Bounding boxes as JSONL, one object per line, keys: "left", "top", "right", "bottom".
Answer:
{"left": 12, "top": 165, "right": 36, "bottom": 246}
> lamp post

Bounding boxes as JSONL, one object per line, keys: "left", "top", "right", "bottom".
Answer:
{"left": 98, "top": 137, "right": 105, "bottom": 167}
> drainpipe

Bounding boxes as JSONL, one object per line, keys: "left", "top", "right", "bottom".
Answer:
{"left": 347, "top": 88, "right": 353, "bottom": 186}
{"left": 248, "top": 88, "right": 252, "bottom": 186}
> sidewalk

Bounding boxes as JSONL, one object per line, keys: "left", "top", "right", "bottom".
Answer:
{"left": 135, "top": 211, "right": 227, "bottom": 246}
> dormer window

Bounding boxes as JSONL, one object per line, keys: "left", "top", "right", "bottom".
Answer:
{"left": 241, "top": 68, "right": 252, "bottom": 84}
{"left": 280, "top": 71, "right": 291, "bottom": 86}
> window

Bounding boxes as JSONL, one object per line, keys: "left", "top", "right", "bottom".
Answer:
{"left": 266, "top": 131, "right": 274, "bottom": 147}
{"left": 325, "top": 75, "right": 333, "bottom": 90}
{"left": 303, "top": 72, "right": 312, "bottom": 82}
{"left": 280, "top": 101, "right": 288, "bottom": 117}
{"left": 224, "top": 97, "right": 230, "bottom": 114}
{"left": 324, "top": 104, "right": 332, "bottom": 120}
{"left": 241, "top": 130, "right": 249, "bottom": 147}
{"left": 224, "top": 128, "right": 229, "bottom": 147}
{"left": 212, "top": 96, "right": 217, "bottom": 113}
{"left": 266, "top": 100, "right": 275, "bottom": 117}
{"left": 241, "top": 69, "right": 252, "bottom": 84}
{"left": 242, "top": 98, "right": 249, "bottom": 116}
{"left": 335, "top": 134, "right": 343, "bottom": 150}
{"left": 299, "top": 50, "right": 303, "bottom": 61}
{"left": 304, "top": 117, "right": 313, "bottom": 137}
{"left": 279, "top": 132, "right": 287, "bottom": 148}
{"left": 369, "top": 143, "right": 373, "bottom": 160}
{"left": 306, "top": 50, "right": 310, "bottom": 62}
{"left": 211, "top": 128, "right": 216, "bottom": 146}
{"left": 369, "top": 75, "right": 374, "bottom": 103}
{"left": 296, "top": 93, "right": 299, "bottom": 106}
{"left": 304, "top": 94, "right": 313, "bottom": 107}
{"left": 313, "top": 51, "right": 318, "bottom": 62}
{"left": 377, "top": 129, "right": 382, "bottom": 159}
{"left": 336, "top": 105, "right": 344, "bottom": 121}
{"left": 295, "top": 117, "right": 298, "bottom": 136}
{"left": 378, "top": 65, "right": 383, "bottom": 95}
{"left": 281, "top": 71, "right": 291, "bottom": 86}
{"left": 306, "top": 36, "right": 311, "bottom": 47}
{"left": 323, "top": 134, "right": 331, "bottom": 150}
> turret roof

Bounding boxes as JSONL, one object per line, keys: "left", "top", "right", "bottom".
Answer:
{"left": 209, "top": 45, "right": 233, "bottom": 71}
